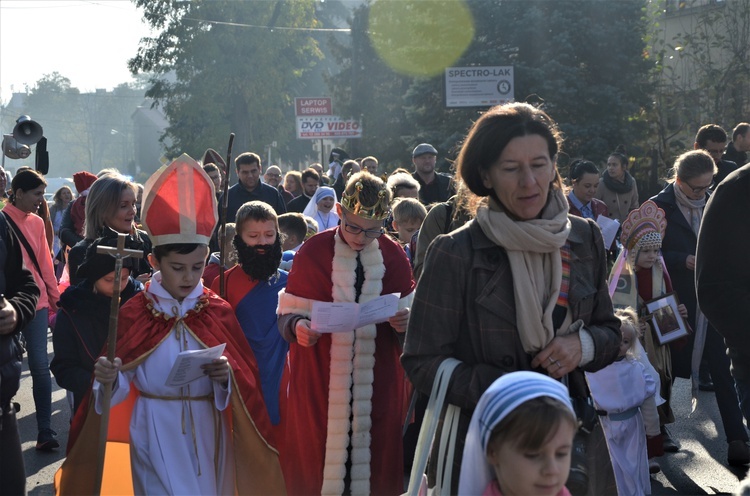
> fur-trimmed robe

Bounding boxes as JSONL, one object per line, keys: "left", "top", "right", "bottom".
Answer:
{"left": 277, "top": 228, "right": 415, "bottom": 496}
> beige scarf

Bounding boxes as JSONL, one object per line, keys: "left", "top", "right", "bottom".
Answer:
{"left": 475, "top": 188, "right": 571, "bottom": 353}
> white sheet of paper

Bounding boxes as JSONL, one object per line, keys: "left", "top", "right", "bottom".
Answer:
{"left": 165, "top": 343, "right": 226, "bottom": 387}
{"left": 356, "top": 293, "right": 400, "bottom": 327}
{"left": 596, "top": 214, "right": 620, "bottom": 248}
{"left": 311, "top": 293, "right": 401, "bottom": 333}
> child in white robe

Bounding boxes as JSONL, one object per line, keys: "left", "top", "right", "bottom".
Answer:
{"left": 585, "top": 308, "right": 660, "bottom": 496}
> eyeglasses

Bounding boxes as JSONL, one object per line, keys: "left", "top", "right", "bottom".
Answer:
{"left": 266, "top": 173, "right": 281, "bottom": 178}
{"left": 681, "top": 179, "right": 712, "bottom": 194}
{"left": 342, "top": 213, "right": 384, "bottom": 238}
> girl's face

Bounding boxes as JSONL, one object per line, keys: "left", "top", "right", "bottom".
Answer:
{"left": 488, "top": 421, "right": 575, "bottom": 496}
{"left": 572, "top": 172, "right": 600, "bottom": 204}
{"left": 107, "top": 188, "right": 137, "bottom": 233}
{"left": 606, "top": 156, "right": 626, "bottom": 181}
{"left": 60, "top": 188, "right": 73, "bottom": 204}
{"left": 94, "top": 269, "right": 131, "bottom": 298}
{"left": 635, "top": 246, "right": 660, "bottom": 270}
{"left": 14, "top": 184, "right": 46, "bottom": 214}
{"left": 619, "top": 324, "right": 635, "bottom": 358}
{"left": 317, "top": 196, "right": 335, "bottom": 213}
{"left": 284, "top": 176, "right": 298, "bottom": 194}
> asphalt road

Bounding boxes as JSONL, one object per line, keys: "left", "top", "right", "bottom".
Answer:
{"left": 13, "top": 331, "right": 750, "bottom": 495}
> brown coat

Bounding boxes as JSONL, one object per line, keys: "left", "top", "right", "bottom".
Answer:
{"left": 595, "top": 176, "right": 639, "bottom": 224}
{"left": 402, "top": 215, "right": 620, "bottom": 493}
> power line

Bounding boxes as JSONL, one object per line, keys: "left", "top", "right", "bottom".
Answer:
{"left": 182, "top": 16, "right": 351, "bottom": 32}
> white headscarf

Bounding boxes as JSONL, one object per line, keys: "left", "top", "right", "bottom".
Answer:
{"left": 303, "top": 186, "right": 339, "bottom": 231}
{"left": 458, "top": 371, "right": 575, "bottom": 496}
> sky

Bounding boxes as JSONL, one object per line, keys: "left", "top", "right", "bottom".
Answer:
{"left": 0, "top": 0, "right": 152, "bottom": 104}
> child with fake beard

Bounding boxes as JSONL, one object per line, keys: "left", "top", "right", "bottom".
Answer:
{"left": 211, "top": 201, "right": 288, "bottom": 432}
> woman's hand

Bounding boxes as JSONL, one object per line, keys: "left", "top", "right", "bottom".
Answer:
{"left": 677, "top": 303, "right": 688, "bottom": 319}
{"left": 686, "top": 255, "right": 696, "bottom": 271}
{"left": 295, "top": 319, "right": 321, "bottom": 347}
{"left": 531, "top": 334, "right": 582, "bottom": 379}
{"left": 136, "top": 272, "right": 151, "bottom": 284}
{"left": 388, "top": 308, "right": 410, "bottom": 334}
{"left": 202, "top": 356, "right": 230, "bottom": 387}
{"left": 94, "top": 357, "right": 122, "bottom": 386}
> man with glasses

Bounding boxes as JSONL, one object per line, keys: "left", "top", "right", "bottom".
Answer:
{"left": 277, "top": 171, "right": 415, "bottom": 495}
{"left": 694, "top": 124, "right": 738, "bottom": 188}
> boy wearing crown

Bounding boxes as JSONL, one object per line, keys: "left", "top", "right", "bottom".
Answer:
{"left": 55, "top": 156, "right": 285, "bottom": 495}
{"left": 277, "top": 171, "right": 415, "bottom": 495}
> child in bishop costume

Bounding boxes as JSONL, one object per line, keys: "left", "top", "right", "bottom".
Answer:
{"left": 277, "top": 171, "right": 415, "bottom": 495}
{"left": 55, "top": 156, "right": 285, "bottom": 495}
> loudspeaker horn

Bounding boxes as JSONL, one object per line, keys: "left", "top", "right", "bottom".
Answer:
{"left": 13, "top": 115, "right": 43, "bottom": 145}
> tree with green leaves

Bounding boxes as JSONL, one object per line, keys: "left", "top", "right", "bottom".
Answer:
{"left": 328, "top": 0, "right": 652, "bottom": 171}
{"left": 129, "top": 0, "right": 323, "bottom": 161}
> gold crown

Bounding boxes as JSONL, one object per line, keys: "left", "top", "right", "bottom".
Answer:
{"left": 340, "top": 181, "right": 391, "bottom": 220}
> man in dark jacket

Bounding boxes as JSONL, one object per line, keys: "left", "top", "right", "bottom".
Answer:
{"left": 723, "top": 123, "right": 750, "bottom": 167}
{"left": 411, "top": 143, "right": 455, "bottom": 204}
{"left": 694, "top": 124, "right": 738, "bottom": 187}
{"left": 0, "top": 212, "right": 41, "bottom": 496}
{"left": 696, "top": 162, "right": 750, "bottom": 438}
{"left": 221, "top": 152, "right": 287, "bottom": 222}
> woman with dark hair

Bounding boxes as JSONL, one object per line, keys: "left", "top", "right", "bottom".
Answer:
{"left": 402, "top": 102, "right": 620, "bottom": 494}
{"left": 67, "top": 173, "right": 151, "bottom": 285}
{"left": 651, "top": 149, "right": 750, "bottom": 465}
{"left": 567, "top": 159, "right": 609, "bottom": 220}
{"left": 2, "top": 169, "right": 60, "bottom": 450}
{"left": 595, "top": 146, "right": 639, "bottom": 223}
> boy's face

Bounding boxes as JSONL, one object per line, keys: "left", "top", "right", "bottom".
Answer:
{"left": 94, "top": 269, "right": 131, "bottom": 298}
{"left": 279, "top": 229, "right": 299, "bottom": 251}
{"left": 149, "top": 245, "right": 209, "bottom": 302}
{"left": 487, "top": 421, "right": 575, "bottom": 496}
{"left": 635, "top": 246, "right": 659, "bottom": 270}
{"left": 240, "top": 219, "right": 277, "bottom": 248}
{"left": 392, "top": 218, "right": 422, "bottom": 243}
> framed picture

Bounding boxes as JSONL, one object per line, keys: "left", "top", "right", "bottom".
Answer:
{"left": 644, "top": 292, "right": 689, "bottom": 345}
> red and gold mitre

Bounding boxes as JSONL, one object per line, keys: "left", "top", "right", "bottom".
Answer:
{"left": 141, "top": 154, "right": 218, "bottom": 246}
{"left": 340, "top": 180, "right": 390, "bottom": 220}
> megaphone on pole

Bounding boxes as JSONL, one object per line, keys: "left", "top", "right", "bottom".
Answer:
{"left": 13, "top": 115, "right": 43, "bottom": 145}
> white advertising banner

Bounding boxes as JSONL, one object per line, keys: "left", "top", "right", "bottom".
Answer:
{"left": 445, "top": 66, "right": 514, "bottom": 107}
{"left": 296, "top": 116, "right": 362, "bottom": 139}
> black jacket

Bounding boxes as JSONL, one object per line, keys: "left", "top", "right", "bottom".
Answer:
{"left": 286, "top": 194, "right": 311, "bottom": 214}
{"left": 0, "top": 213, "right": 41, "bottom": 408}
{"left": 697, "top": 163, "right": 750, "bottom": 379}
{"left": 68, "top": 230, "right": 152, "bottom": 286}
{"left": 412, "top": 171, "right": 455, "bottom": 205}
{"left": 50, "top": 279, "right": 141, "bottom": 412}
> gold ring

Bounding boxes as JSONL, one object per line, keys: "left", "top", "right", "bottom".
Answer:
{"left": 548, "top": 357, "right": 555, "bottom": 364}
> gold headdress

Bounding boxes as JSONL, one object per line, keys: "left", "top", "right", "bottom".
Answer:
{"left": 340, "top": 180, "right": 391, "bottom": 220}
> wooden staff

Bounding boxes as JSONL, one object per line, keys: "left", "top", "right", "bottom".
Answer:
{"left": 218, "top": 133, "right": 235, "bottom": 299}
{"left": 93, "top": 234, "right": 143, "bottom": 495}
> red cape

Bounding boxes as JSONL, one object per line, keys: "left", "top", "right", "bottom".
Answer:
{"left": 279, "top": 229, "right": 415, "bottom": 495}
{"left": 56, "top": 288, "right": 286, "bottom": 495}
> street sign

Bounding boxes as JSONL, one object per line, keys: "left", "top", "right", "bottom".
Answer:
{"left": 445, "top": 66, "right": 514, "bottom": 108}
{"left": 295, "top": 97, "right": 332, "bottom": 116}
{"left": 296, "top": 116, "right": 362, "bottom": 139}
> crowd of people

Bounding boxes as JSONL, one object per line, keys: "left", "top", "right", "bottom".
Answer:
{"left": 0, "top": 107, "right": 750, "bottom": 495}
